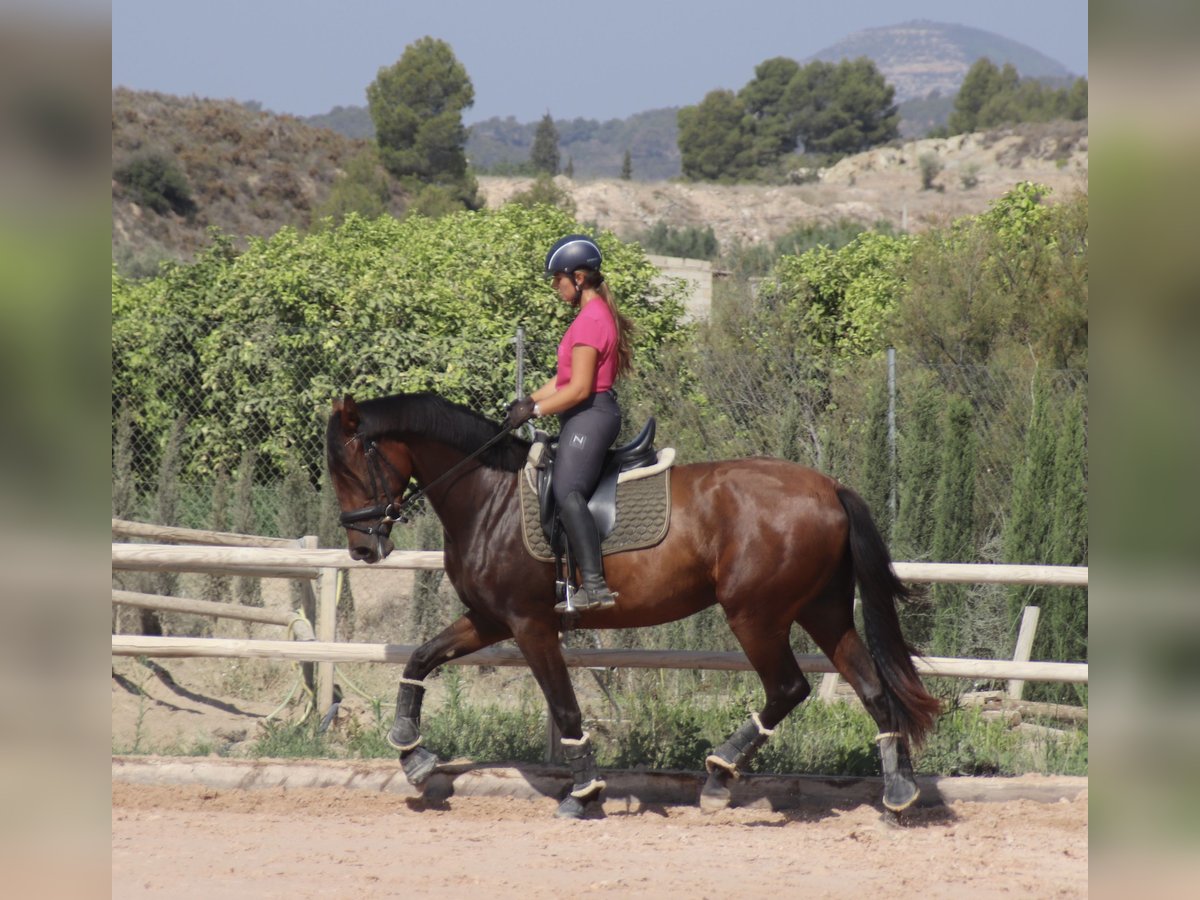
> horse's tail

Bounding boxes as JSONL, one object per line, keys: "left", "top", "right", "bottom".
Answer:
{"left": 837, "top": 486, "right": 940, "bottom": 747}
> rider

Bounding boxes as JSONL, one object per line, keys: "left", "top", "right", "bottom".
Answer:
{"left": 505, "top": 234, "right": 633, "bottom": 612}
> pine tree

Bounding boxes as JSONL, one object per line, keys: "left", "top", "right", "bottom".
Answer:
{"left": 1038, "top": 386, "right": 1088, "bottom": 675}
{"left": 530, "top": 112, "right": 560, "bottom": 176}
{"left": 859, "top": 377, "right": 893, "bottom": 539}
{"left": 620, "top": 149, "right": 632, "bottom": 180}
{"left": 367, "top": 36, "right": 478, "bottom": 208}
{"left": 930, "top": 397, "right": 977, "bottom": 656}
{"left": 564, "top": 156, "right": 574, "bottom": 179}
{"left": 1003, "top": 378, "right": 1059, "bottom": 625}
{"left": 893, "top": 373, "right": 943, "bottom": 561}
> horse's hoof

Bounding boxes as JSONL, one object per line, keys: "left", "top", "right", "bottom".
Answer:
{"left": 699, "top": 779, "right": 733, "bottom": 813}
{"left": 882, "top": 779, "right": 920, "bottom": 813}
{"left": 555, "top": 795, "right": 605, "bottom": 820}
{"left": 400, "top": 746, "right": 439, "bottom": 786}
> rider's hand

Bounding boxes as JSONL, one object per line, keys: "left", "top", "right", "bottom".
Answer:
{"left": 503, "top": 396, "right": 537, "bottom": 430}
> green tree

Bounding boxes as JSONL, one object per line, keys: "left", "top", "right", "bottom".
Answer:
{"left": 111, "top": 205, "right": 690, "bottom": 477}
{"left": 786, "top": 58, "right": 899, "bottom": 157}
{"left": 678, "top": 90, "right": 755, "bottom": 181}
{"left": 740, "top": 56, "right": 802, "bottom": 160}
{"left": 859, "top": 378, "right": 893, "bottom": 539}
{"left": 930, "top": 397, "right": 978, "bottom": 656}
{"left": 530, "top": 112, "right": 560, "bottom": 175}
{"left": 949, "top": 58, "right": 1087, "bottom": 134}
{"left": 769, "top": 231, "right": 914, "bottom": 358}
{"left": 620, "top": 149, "right": 632, "bottom": 180}
{"left": 892, "top": 371, "right": 944, "bottom": 573}
{"left": 367, "top": 36, "right": 479, "bottom": 209}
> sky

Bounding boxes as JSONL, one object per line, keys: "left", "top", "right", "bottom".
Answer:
{"left": 112, "top": 0, "right": 1087, "bottom": 124}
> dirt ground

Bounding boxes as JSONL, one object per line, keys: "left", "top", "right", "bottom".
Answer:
{"left": 112, "top": 781, "right": 1087, "bottom": 898}
{"left": 113, "top": 572, "right": 1087, "bottom": 897}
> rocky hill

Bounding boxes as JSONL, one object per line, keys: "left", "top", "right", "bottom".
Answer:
{"left": 111, "top": 89, "right": 1086, "bottom": 274}
{"left": 112, "top": 89, "right": 407, "bottom": 276}
{"left": 483, "top": 120, "right": 1087, "bottom": 247}
{"left": 808, "top": 20, "right": 1074, "bottom": 103}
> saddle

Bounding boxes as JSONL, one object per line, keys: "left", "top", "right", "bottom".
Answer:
{"left": 533, "top": 417, "right": 660, "bottom": 546}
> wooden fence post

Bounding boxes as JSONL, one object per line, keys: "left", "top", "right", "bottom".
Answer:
{"left": 1007, "top": 605, "right": 1041, "bottom": 700}
{"left": 315, "top": 566, "right": 340, "bottom": 716}
{"left": 297, "top": 536, "right": 319, "bottom": 696}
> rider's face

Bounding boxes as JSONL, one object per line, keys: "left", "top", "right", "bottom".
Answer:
{"left": 552, "top": 272, "right": 579, "bottom": 304}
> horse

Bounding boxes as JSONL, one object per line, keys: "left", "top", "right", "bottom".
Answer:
{"left": 326, "top": 391, "right": 939, "bottom": 819}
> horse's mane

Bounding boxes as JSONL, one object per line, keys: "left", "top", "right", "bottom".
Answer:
{"left": 333, "top": 392, "right": 530, "bottom": 472}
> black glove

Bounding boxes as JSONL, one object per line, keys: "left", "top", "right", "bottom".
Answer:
{"left": 503, "top": 396, "right": 537, "bottom": 430}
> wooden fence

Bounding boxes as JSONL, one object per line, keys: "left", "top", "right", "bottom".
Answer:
{"left": 112, "top": 519, "right": 1089, "bottom": 717}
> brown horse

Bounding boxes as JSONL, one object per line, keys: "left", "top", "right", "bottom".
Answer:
{"left": 327, "top": 392, "right": 939, "bottom": 819}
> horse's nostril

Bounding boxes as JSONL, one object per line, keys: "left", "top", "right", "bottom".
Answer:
{"left": 349, "top": 545, "right": 375, "bottom": 561}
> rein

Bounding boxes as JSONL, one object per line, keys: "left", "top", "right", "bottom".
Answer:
{"left": 338, "top": 425, "right": 516, "bottom": 537}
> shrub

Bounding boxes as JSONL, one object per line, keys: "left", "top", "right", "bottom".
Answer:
{"left": 918, "top": 152, "right": 944, "bottom": 191}
{"left": 114, "top": 152, "right": 197, "bottom": 217}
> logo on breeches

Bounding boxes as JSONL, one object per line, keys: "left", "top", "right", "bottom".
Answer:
{"left": 571, "top": 434, "right": 587, "bottom": 447}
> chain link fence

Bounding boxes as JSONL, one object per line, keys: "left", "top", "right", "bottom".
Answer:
{"left": 113, "top": 327, "right": 1086, "bottom": 687}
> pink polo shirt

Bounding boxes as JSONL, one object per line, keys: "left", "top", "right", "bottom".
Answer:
{"left": 555, "top": 297, "right": 619, "bottom": 393}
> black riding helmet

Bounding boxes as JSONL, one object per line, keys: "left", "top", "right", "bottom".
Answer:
{"left": 544, "top": 234, "right": 603, "bottom": 279}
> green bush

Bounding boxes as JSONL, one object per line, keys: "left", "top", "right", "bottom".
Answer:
{"left": 114, "top": 153, "right": 197, "bottom": 217}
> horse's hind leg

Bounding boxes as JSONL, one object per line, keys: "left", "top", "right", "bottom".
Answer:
{"left": 388, "top": 611, "right": 509, "bottom": 786}
{"left": 797, "top": 595, "right": 921, "bottom": 813}
{"left": 701, "top": 623, "right": 812, "bottom": 812}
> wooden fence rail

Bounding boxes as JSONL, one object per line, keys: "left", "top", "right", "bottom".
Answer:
{"left": 110, "top": 636, "right": 1089, "bottom": 684}
{"left": 112, "top": 530, "right": 1089, "bottom": 716}
{"left": 111, "top": 543, "right": 1088, "bottom": 586}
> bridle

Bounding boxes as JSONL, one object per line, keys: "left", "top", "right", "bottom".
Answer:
{"left": 337, "top": 437, "right": 415, "bottom": 538}
{"left": 337, "top": 426, "right": 516, "bottom": 538}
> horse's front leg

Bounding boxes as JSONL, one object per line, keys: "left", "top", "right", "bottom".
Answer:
{"left": 387, "top": 611, "right": 509, "bottom": 786}
{"left": 512, "top": 621, "right": 605, "bottom": 820}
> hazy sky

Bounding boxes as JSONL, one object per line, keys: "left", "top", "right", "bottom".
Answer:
{"left": 112, "top": 0, "right": 1087, "bottom": 123}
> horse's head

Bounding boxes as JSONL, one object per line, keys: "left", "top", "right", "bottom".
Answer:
{"left": 326, "top": 394, "right": 414, "bottom": 563}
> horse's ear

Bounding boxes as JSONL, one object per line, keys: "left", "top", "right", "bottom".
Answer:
{"left": 334, "top": 394, "right": 360, "bottom": 434}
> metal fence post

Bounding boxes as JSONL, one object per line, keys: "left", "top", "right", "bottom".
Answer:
{"left": 887, "top": 346, "right": 897, "bottom": 525}
{"left": 515, "top": 326, "right": 525, "bottom": 399}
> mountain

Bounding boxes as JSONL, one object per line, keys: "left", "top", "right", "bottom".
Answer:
{"left": 466, "top": 108, "right": 681, "bottom": 180}
{"left": 807, "top": 20, "right": 1073, "bottom": 104}
{"left": 299, "top": 106, "right": 681, "bottom": 181}
{"left": 304, "top": 21, "right": 1075, "bottom": 171}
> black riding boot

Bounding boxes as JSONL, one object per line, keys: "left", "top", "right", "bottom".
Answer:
{"left": 554, "top": 491, "right": 617, "bottom": 613}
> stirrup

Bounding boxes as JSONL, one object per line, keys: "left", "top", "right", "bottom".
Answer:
{"left": 555, "top": 587, "right": 617, "bottom": 614}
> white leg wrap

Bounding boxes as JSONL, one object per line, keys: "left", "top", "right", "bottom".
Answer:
{"left": 874, "top": 731, "right": 903, "bottom": 742}
{"left": 570, "top": 777, "right": 607, "bottom": 799}
{"left": 398, "top": 677, "right": 426, "bottom": 688}
{"left": 389, "top": 735, "right": 423, "bottom": 752}
{"left": 751, "top": 712, "right": 775, "bottom": 736}
{"left": 560, "top": 731, "right": 591, "bottom": 747}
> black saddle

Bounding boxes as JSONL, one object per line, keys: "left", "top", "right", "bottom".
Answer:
{"left": 536, "top": 417, "right": 658, "bottom": 546}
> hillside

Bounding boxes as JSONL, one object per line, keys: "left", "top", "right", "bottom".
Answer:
{"left": 111, "top": 89, "right": 407, "bottom": 275}
{"left": 808, "top": 20, "right": 1073, "bottom": 103}
{"left": 111, "top": 90, "right": 1086, "bottom": 273}
{"left": 477, "top": 121, "right": 1087, "bottom": 249}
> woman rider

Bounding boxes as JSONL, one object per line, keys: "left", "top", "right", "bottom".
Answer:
{"left": 504, "top": 234, "right": 633, "bottom": 612}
